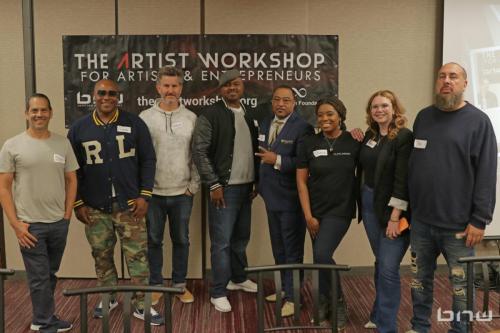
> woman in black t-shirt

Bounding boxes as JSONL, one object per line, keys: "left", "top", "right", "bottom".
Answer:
{"left": 296, "top": 96, "right": 361, "bottom": 327}
{"left": 359, "top": 90, "right": 412, "bottom": 332}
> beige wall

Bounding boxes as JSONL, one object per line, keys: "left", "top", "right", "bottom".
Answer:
{"left": 2, "top": 0, "right": 443, "bottom": 277}
{"left": 1, "top": 0, "right": 30, "bottom": 271}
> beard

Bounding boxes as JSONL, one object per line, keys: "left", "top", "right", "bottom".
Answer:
{"left": 435, "top": 91, "right": 463, "bottom": 111}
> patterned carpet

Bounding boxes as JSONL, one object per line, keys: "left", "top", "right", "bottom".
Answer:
{"left": 3, "top": 272, "right": 500, "bottom": 332}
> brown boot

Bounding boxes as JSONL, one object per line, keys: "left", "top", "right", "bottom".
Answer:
{"left": 175, "top": 288, "right": 194, "bottom": 303}
{"left": 151, "top": 292, "right": 162, "bottom": 306}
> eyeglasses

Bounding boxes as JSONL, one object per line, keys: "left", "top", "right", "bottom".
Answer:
{"left": 96, "top": 90, "right": 119, "bottom": 97}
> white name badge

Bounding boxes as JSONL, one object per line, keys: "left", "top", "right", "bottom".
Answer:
{"left": 258, "top": 134, "right": 266, "bottom": 142}
{"left": 254, "top": 119, "right": 259, "bottom": 127}
{"left": 53, "top": 153, "right": 65, "bottom": 163}
{"left": 366, "top": 139, "right": 377, "bottom": 148}
{"left": 313, "top": 149, "right": 328, "bottom": 157}
{"left": 117, "top": 125, "right": 131, "bottom": 133}
{"left": 414, "top": 139, "right": 427, "bottom": 149}
{"left": 171, "top": 122, "right": 183, "bottom": 130}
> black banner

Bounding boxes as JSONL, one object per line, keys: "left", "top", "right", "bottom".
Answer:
{"left": 63, "top": 34, "right": 338, "bottom": 127}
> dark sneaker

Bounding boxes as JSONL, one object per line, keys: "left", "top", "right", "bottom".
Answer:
{"left": 30, "top": 318, "right": 73, "bottom": 332}
{"left": 336, "top": 298, "right": 347, "bottom": 330}
{"left": 93, "top": 299, "right": 119, "bottom": 318}
{"left": 133, "top": 307, "right": 165, "bottom": 326}
{"left": 311, "top": 295, "right": 330, "bottom": 324}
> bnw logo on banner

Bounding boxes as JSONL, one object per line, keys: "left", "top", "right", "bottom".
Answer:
{"left": 76, "top": 92, "right": 124, "bottom": 107}
{"left": 63, "top": 35, "right": 338, "bottom": 127}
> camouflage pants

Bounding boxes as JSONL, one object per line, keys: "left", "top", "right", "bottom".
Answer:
{"left": 85, "top": 204, "right": 149, "bottom": 308}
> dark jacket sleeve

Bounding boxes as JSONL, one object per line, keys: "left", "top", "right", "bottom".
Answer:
{"left": 67, "top": 124, "right": 85, "bottom": 208}
{"left": 390, "top": 128, "right": 414, "bottom": 203}
{"left": 469, "top": 117, "right": 497, "bottom": 229}
{"left": 136, "top": 117, "right": 156, "bottom": 200}
{"left": 280, "top": 123, "right": 314, "bottom": 174}
{"left": 192, "top": 114, "right": 219, "bottom": 187}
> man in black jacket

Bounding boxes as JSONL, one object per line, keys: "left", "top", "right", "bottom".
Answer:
{"left": 192, "top": 69, "right": 259, "bottom": 312}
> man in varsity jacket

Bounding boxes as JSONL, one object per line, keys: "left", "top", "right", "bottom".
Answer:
{"left": 67, "top": 79, "right": 163, "bottom": 325}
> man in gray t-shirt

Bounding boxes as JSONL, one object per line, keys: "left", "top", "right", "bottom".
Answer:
{"left": 0, "top": 94, "right": 78, "bottom": 333}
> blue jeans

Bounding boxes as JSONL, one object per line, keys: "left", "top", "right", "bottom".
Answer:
{"left": 312, "top": 215, "right": 351, "bottom": 299}
{"left": 410, "top": 220, "right": 473, "bottom": 333}
{"left": 146, "top": 194, "right": 193, "bottom": 286}
{"left": 267, "top": 210, "right": 306, "bottom": 300}
{"left": 362, "top": 186, "right": 409, "bottom": 333}
{"left": 208, "top": 183, "right": 252, "bottom": 298}
{"left": 20, "top": 219, "right": 69, "bottom": 332}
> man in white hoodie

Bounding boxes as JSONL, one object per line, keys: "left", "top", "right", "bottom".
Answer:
{"left": 140, "top": 66, "right": 200, "bottom": 304}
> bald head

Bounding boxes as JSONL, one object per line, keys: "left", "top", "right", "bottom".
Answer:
{"left": 435, "top": 62, "right": 468, "bottom": 111}
{"left": 94, "top": 79, "right": 119, "bottom": 94}
{"left": 440, "top": 62, "right": 467, "bottom": 80}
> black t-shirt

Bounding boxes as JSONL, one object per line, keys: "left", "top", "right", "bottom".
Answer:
{"left": 297, "top": 131, "right": 361, "bottom": 219}
{"left": 359, "top": 133, "right": 385, "bottom": 188}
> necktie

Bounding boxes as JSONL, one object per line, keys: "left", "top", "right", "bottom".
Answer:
{"left": 269, "top": 120, "right": 284, "bottom": 145}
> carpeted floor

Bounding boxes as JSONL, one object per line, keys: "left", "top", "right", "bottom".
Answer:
{"left": 3, "top": 272, "right": 500, "bottom": 332}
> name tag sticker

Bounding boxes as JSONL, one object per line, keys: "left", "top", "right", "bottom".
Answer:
{"left": 313, "top": 149, "right": 328, "bottom": 157}
{"left": 366, "top": 139, "right": 377, "bottom": 148}
{"left": 414, "top": 139, "right": 427, "bottom": 149}
{"left": 171, "top": 122, "right": 183, "bottom": 130}
{"left": 117, "top": 125, "right": 131, "bottom": 133}
{"left": 258, "top": 134, "right": 266, "bottom": 142}
{"left": 53, "top": 154, "right": 65, "bottom": 163}
{"left": 281, "top": 139, "right": 294, "bottom": 144}
{"left": 253, "top": 119, "right": 259, "bottom": 127}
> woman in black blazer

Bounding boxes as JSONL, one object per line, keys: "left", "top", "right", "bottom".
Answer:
{"left": 359, "top": 90, "right": 413, "bottom": 333}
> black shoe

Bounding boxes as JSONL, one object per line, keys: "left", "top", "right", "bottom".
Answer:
{"left": 311, "top": 295, "right": 330, "bottom": 324}
{"left": 336, "top": 298, "right": 347, "bottom": 330}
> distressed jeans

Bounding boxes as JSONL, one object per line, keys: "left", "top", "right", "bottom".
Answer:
{"left": 409, "top": 220, "right": 473, "bottom": 333}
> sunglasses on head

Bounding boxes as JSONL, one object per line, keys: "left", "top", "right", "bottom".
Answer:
{"left": 96, "top": 90, "right": 119, "bottom": 97}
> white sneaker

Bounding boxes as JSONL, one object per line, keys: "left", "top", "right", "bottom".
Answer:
{"left": 364, "top": 320, "right": 377, "bottom": 329}
{"left": 210, "top": 296, "right": 232, "bottom": 312}
{"left": 93, "top": 299, "right": 119, "bottom": 318}
{"left": 133, "top": 307, "right": 165, "bottom": 326}
{"left": 226, "top": 279, "right": 257, "bottom": 293}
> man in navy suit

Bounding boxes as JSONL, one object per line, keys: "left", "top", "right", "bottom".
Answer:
{"left": 256, "top": 85, "right": 314, "bottom": 317}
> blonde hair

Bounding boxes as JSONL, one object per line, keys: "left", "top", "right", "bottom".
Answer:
{"left": 365, "top": 90, "right": 407, "bottom": 140}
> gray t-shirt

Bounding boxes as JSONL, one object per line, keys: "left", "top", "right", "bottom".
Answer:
{"left": 228, "top": 106, "right": 255, "bottom": 185}
{"left": 0, "top": 131, "right": 79, "bottom": 223}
